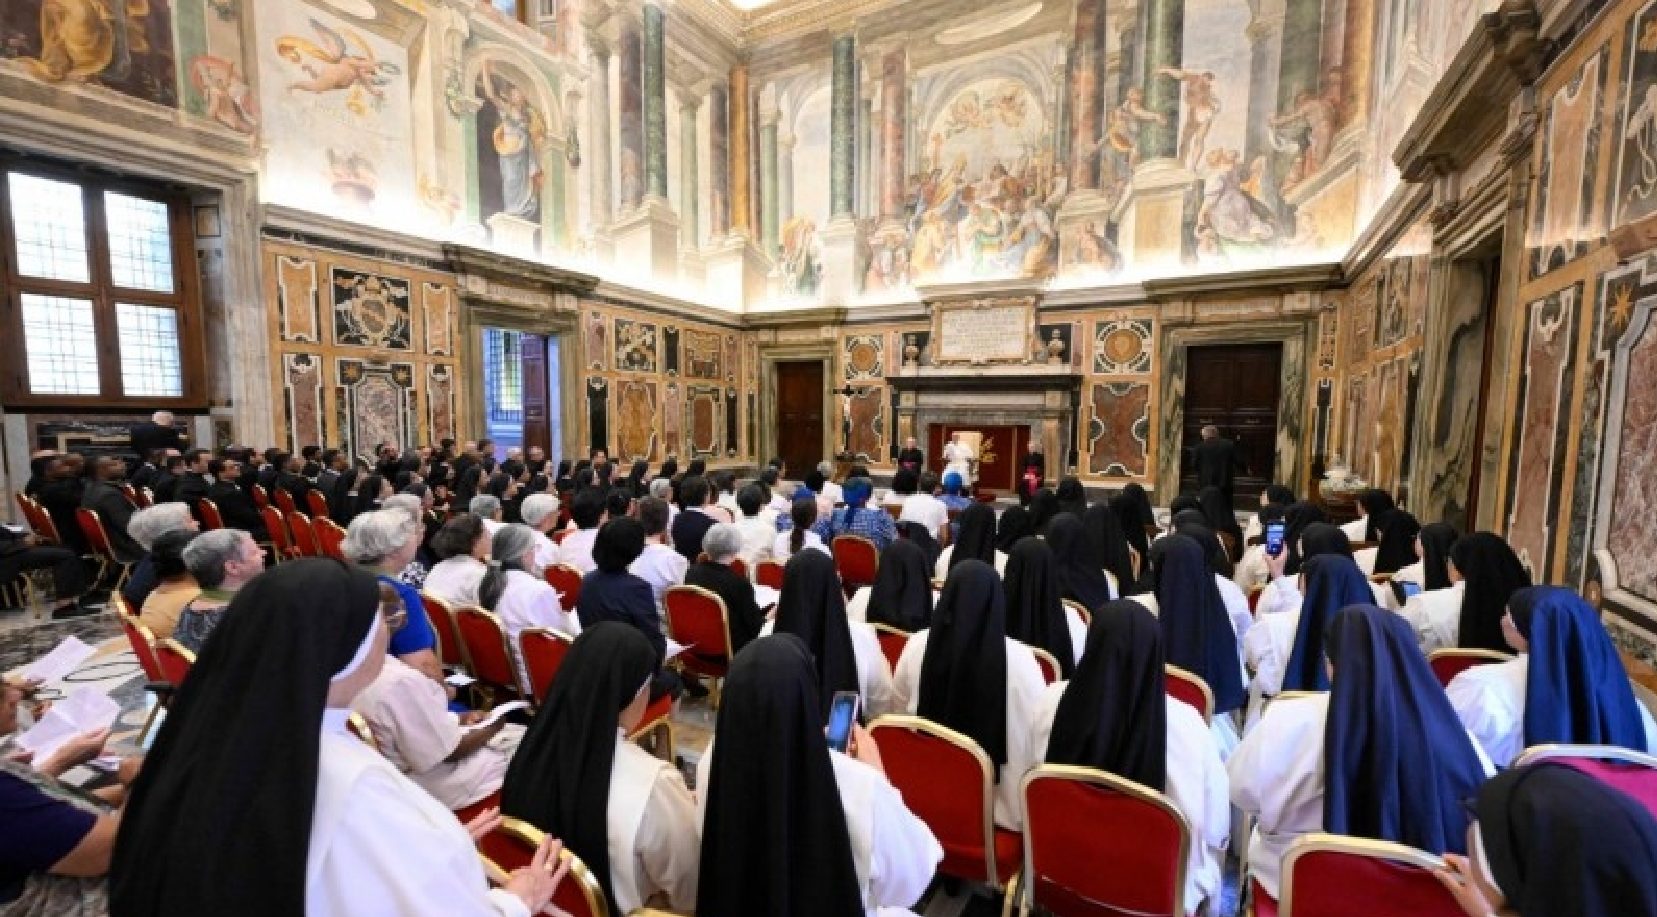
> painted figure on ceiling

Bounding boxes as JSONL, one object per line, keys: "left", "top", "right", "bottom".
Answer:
{"left": 1271, "top": 77, "right": 1342, "bottom": 193}
{"left": 1157, "top": 67, "right": 1219, "bottom": 172}
{"left": 478, "top": 60, "right": 547, "bottom": 221}
{"left": 278, "top": 18, "right": 399, "bottom": 106}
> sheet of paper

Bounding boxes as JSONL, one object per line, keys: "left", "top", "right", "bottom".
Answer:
{"left": 15, "top": 688, "right": 119, "bottom": 761}
{"left": 753, "top": 585, "right": 781, "bottom": 608}
{"left": 665, "top": 638, "right": 693, "bottom": 661}
{"left": 11, "top": 636, "right": 96, "bottom": 684}
{"left": 464, "top": 700, "right": 530, "bottom": 733}
{"left": 444, "top": 672, "right": 477, "bottom": 688}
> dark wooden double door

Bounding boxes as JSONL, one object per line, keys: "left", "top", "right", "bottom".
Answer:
{"left": 775, "top": 361, "right": 825, "bottom": 478}
{"left": 1180, "top": 343, "right": 1281, "bottom": 506}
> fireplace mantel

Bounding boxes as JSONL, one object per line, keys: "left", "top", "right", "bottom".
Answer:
{"left": 885, "top": 365, "right": 1084, "bottom": 480}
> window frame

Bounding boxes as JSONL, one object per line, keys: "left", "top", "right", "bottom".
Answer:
{"left": 0, "top": 157, "right": 208, "bottom": 409}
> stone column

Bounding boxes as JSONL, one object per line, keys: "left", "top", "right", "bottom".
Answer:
{"left": 859, "top": 92, "right": 875, "bottom": 219}
{"left": 1068, "top": 0, "right": 1107, "bottom": 191}
{"left": 1277, "top": 0, "right": 1323, "bottom": 110}
{"left": 729, "top": 64, "right": 753, "bottom": 237}
{"left": 642, "top": 3, "right": 668, "bottom": 203}
{"left": 830, "top": 35, "right": 857, "bottom": 220}
{"left": 708, "top": 82, "right": 730, "bottom": 238}
{"left": 759, "top": 100, "right": 780, "bottom": 254}
{"left": 678, "top": 89, "right": 701, "bottom": 250}
{"left": 1243, "top": 1, "right": 1285, "bottom": 160}
{"left": 587, "top": 39, "right": 613, "bottom": 232}
{"left": 1340, "top": 0, "right": 1375, "bottom": 130}
{"left": 878, "top": 48, "right": 906, "bottom": 227}
{"left": 778, "top": 129, "right": 795, "bottom": 228}
{"left": 617, "top": 18, "right": 644, "bottom": 212}
{"left": 1138, "top": 0, "right": 1184, "bottom": 163}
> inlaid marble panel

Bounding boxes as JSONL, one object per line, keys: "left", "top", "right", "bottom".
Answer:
{"left": 614, "top": 318, "right": 659, "bottom": 373}
{"left": 1087, "top": 382, "right": 1149, "bottom": 477}
{"left": 1092, "top": 319, "right": 1153, "bottom": 374}
{"left": 586, "top": 312, "right": 609, "bottom": 371}
{"left": 1612, "top": 1, "right": 1657, "bottom": 230}
{"left": 1605, "top": 286, "right": 1657, "bottom": 603}
{"left": 1506, "top": 285, "right": 1580, "bottom": 579}
{"left": 663, "top": 382, "right": 683, "bottom": 458}
{"left": 1416, "top": 261, "right": 1492, "bottom": 527}
{"left": 613, "top": 379, "right": 659, "bottom": 461}
{"left": 331, "top": 269, "right": 412, "bottom": 351}
{"left": 427, "top": 364, "right": 455, "bottom": 444}
{"left": 843, "top": 334, "right": 884, "bottom": 381}
{"left": 277, "top": 255, "right": 320, "bottom": 343}
{"left": 663, "top": 327, "right": 681, "bottom": 376}
{"left": 422, "top": 283, "right": 455, "bottom": 356}
{"left": 685, "top": 385, "right": 723, "bottom": 457}
{"left": 846, "top": 386, "right": 884, "bottom": 459}
{"left": 283, "top": 353, "right": 324, "bottom": 454}
{"left": 683, "top": 329, "right": 723, "bottom": 380}
{"left": 587, "top": 377, "right": 610, "bottom": 454}
{"left": 724, "top": 334, "right": 739, "bottom": 383}
{"left": 1530, "top": 48, "right": 1607, "bottom": 278}
{"left": 336, "top": 359, "right": 414, "bottom": 462}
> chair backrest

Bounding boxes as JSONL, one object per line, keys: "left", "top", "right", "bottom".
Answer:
{"left": 832, "top": 535, "right": 880, "bottom": 589}
{"left": 519, "top": 627, "right": 575, "bottom": 705}
{"left": 664, "top": 585, "right": 733, "bottom": 678}
{"left": 1164, "top": 664, "right": 1214, "bottom": 724}
{"left": 421, "top": 592, "right": 469, "bottom": 671}
{"left": 273, "top": 487, "right": 297, "bottom": 516}
{"left": 755, "top": 559, "right": 786, "bottom": 590}
{"left": 153, "top": 639, "right": 196, "bottom": 685}
{"left": 260, "top": 505, "right": 293, "bottom": 555}
{"left": 1279, "top": 833, "right": 1461, "bottom": 917}
{"left": 695, "top": 554, "right": 749, "bottom": 580}
{"left": 543, "top": 563, "right": 584, "bottom": 609}
{"left": 1022, "top": 764, "right": 1192, "bottom": 917}
{"left": 314, "top": 517, "right": 348, "bottom": 561}
{"left": 196, "top": 497, "right": 225, "bottom": 531}
{"left": 19, "top": 495, "right": 60, "bottom": 544}
{"left": 75, "top": 508, "right": 115, "bottom": 561}
{"left": 1029, "top": 645, "right": 1061, "bottom": 685}
{"left": 1426, "top": 648, "right": 1513, "bottom": 688}
{"left": 868, "top": 715, "right": 1007, "bottom": 887}
{"left": 306, "top": 488, "right": 332, "bottom": 519}
{"left": 288, "top": 511, "right": 320, "bottom": 557}
{"left": 477, "top": 817, "right": 610, "bottom": 917}
{"left": 870, "top": 622, "right": 910, "bottom": 672}
{"left": 118, "top": 610, "right": 166, "bottom": 682}
{"left": 250, "top": 484, "right": 269, "bottom": 509}
{"left": 118, "top": 484, "right": 140, "bottom": 507}
{"left": 1062, "top": 599, "right": 1092, "bottom": 627}
{"left": 1514, "top": 744, "right": 1657, "bottom": 816}
{"left": 132, "top": 486, "right": 154, "bottom": 509}
{"left": 453, "top": 605, "right": 521, "bottom": 691}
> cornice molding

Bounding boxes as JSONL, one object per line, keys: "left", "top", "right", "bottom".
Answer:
{"left": 1141, "top": 262, "right": 1345, "bottom": 299}
{"left": 443, "top": 244, "right": 601, "bottom": 292}
{"left": 1341, "top": 183, "right": 1432, "bottom": 280}
{"left": 264, "top": 205, "right": 451, "bottom": 264}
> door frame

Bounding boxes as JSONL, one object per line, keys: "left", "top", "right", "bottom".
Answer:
{"left": 757, "top": 342, "right": 835, "bottom": 473}
{"left": 1157, "top": 320, "right": 1311, "bottom": 499}
{"left": 460, "top": 302, "right": 582, "bottom": 464}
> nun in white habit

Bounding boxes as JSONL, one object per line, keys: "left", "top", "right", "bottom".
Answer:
{"left": 892, "top": 559, "right": 1047, "bottom": 831}
{"left": 110, "top": 560, "right": 565, "bottom": 917}
{"left": 762, "top": 548, "right": 901, "bottom": 718}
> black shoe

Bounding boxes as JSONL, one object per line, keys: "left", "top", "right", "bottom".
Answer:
{"left": 683, "top": 677, "right": 710, "bottom": 699}
{"left": 76, "top": 593, "right": 106, "bottom": 610}
{"left": 51, "top": 604, "right": 99, "bottom": 620}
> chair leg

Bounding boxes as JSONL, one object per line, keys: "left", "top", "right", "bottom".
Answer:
{"left": 112, "top": 563, "right": 132, "bottom": 596}
{"left": 999, "top": 870, "right": 1023, "bottom": 917}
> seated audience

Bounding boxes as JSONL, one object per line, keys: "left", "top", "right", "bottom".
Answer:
{"left": 1398, "top": 522, "right": 1465, "bottom": 651}
{"left": 1448, "top": 585, "right": 1657, "bottom": 767}
{"left": 1048, "top": 514, "right": 1117, "bottom": 617}
{"left": 773, "top": 497, "right": 829, "bottom": 561}
{"left": 1196, "top": 486, "right": 1243, "bottom": 558}
{"left": 936, "top": 502, "right": 1002, "bottom": 578}
{"left": 110, "top": 561, "right": 565, "bottom": 916}
{"left": 469, "top": 495, "right": 504, "bottom": 537}
{"left": 205, "top": 457, "right": 266, "bottom": 539}
{"left": 768, "top": 550, "right": 899, "bottom": 718}
{"left": 1055, "top": 476, "right": 1090, "bottom": 519}
{"left": 1002, "top": 537, "right": 1086, "bottom": 674}
{"left": 1027, "top": 488, "right": 1062, "bottom": 535}
{"left": 629, "top": 497, "right": 687, "bottom": 611}
{"left": 816, "top": 461, "right": 844, "bottom": 504}
{"left": 120, "top": 502, "right": 200, "bottom": 611}
{"left": 892, "top": 560, "right": 1046, "bottom": 830}
{"left": 424, "top": 513, "right": 489, "bottom": 608}
{"left": 1231, "top": 605, "right": 1491, "bottom": 900}
{"left": 813, "top": 477, "right": 898, "bottom": 553}
{"left": 173, "top": 529, "right": 263, "bottom": 654}
{"left": 669, "top": 476, "right": 720, "bottom": 562}
{"left": 502, "top": 624, "right": 699, "bottom": 915}
{"left": 898, "top": 473, "right": 949, "bottom": 540}
{"left": 684, "top": 523, "right": 765, "bottom": 654}
{"left": 1242, "top": 484, "right": 1296, "bottom": 543}
{"left": 1395, "top": 519, "right": 1456, "bottom": 589}
{"left": 479, "top": 524, "right": 582, "bottom": 693}
{"left": 0, "top": 518, "right": 93, "bottom": 620}
{"left": 881, "top": 468, "right": 915, "bottom": 508}
{"left": 852, "top": 539, "right": 934, "bottom": 631}
{"left": 1252, "top": 520, "right": 1391, "bottom": 617}
{"left": 1246, "top": 553, "right": 1375, "bottom": 701}
{"left": 1030, "top": 601, "right": 1229, "bottom": 914}
{"left": 1143, "top": 535, "right": 1247, "bottom": 747}
{"left": 557, "top": 487, "right": 608, "bottom": 574}
{"left": 37, "top": 455, "right": 89, "bottom": 557}
{"left": 995, "top": 505, "right": 1034, "bottom": 554}
{"left": 379, "top": 495, "right": 431, "bottom": 587}
{"left": 696, "top": 636, "right": 941, "bottom": 917}
{"left": 938, "top": 472, "right": 973, "bottom": 511}
{"left": 731, "top": 484, "right": 778, "bottom": 566}
{"left": 1342, "top": 488, "right": 1396, "bottom": 543}
{"left": 137, "top": 529, "right": 201, "bottom": 639}
{"left": 1082, "top": 502, "right": 1139, "bottom": 597}
{"left": 577, "top": 519, "right": 677, "bottom": 700}
{"left": 518, "top": 494, "right": 562, "bottom": 570}
{"left": 1448, "top": 532, "right": 1532, "bottom": 653}
{"left": 341, "top": 510, "right": 442, "bottom": 684}
{"left": 1371, "top": 508, "right": 1422, "bottom": 578}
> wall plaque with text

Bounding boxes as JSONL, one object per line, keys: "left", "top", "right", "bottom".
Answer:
{"left": 930, "top": 298, "right": 1036, "bottom": 365}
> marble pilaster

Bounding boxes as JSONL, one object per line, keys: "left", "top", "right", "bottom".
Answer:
{"left": 878, "top": 49, "right": 906, "bottom": 229}
{"left": 859, "top": 94, "right": 875, "bottom": 220}
{"left": 678, "top": 90, "right": 701, "bottom": 252}
{"left": 1138, "top": 0, "right": 1185, "bottom": 162}
{"left": 709, "top": 82, "right": 730, "bottom": 239}
{"left": 759, "top": 102, "right": 780, "bottom": 255}
{"left": 729, "top": 65, "right": 754, "bottom": 238}
{"left": 587, "top": 40, "right": 614, "bottom": 254}
{"left": 617, "top": 19, "right": 644, "bottom": 212}
{"left": 1068, "top": 0, "right": 1107, "bottom": 191}
{"left": 830, "top": 36, "right": 857, "bottom": 220}
{"left": 642, "top": 4, "right": 668, "bottom": 204}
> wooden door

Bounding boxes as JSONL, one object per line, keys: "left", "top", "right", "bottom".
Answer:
{"left": 521, "top": 333, "right": 552, "bottom": 456}
{"left": 775, "top": 361, "right": 824, "bottom": 478}
{"left": 1181, "top": 343, "right": 1281, "bottom": 505}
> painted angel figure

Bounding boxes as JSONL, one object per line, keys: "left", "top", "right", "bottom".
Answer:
{"left": 942, "top": 432, "right": 977, "bottom": 489}
{"left": 277, "top": 18, "right": 400, "bottom": 100}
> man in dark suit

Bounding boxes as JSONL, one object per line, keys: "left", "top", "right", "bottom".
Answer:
{"left": 81, "top": 456, "right": 144, "bottom": 563}
{"left": 0, "top": 525, "right": 93, "bottom": 618}
{"left": 129, "top": 411, "right": 184, "bottom": 464}
{"left": 683, "top": 523, "right": 765, "bottom": 654}
{"left": 669, "top": 476, "right": 718, "bottom": 563}
{"left": 1191, "top": 424, "right": 1248, "bottom": 506}
{"left": 896, "top": 437, "right": 924, "bottom": 475}
{"left": 206, "top": 458, "right": 268, "bottom": 538}
{"left": 173, "top": 449, "right": 213, "bottom": 511}
{"left": 151, "top": 455, "right": 186, "bottom": 503}
{"left": 274, "top": 453, "right": 313, "bottom": 507}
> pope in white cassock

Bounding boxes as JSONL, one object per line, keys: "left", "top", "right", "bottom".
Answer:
{"left": 942, "top": 432, "right": 977, "bottom": 489}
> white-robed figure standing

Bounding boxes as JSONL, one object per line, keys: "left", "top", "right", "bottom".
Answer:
{"left": 1029, "top": 600, "right": 1230, "bottom": 914}
{"left": 941, "top": 431, "right": 977, "bottom": 490}
{"left": 697, "top": 635, "right": 943, "bottom": 917}
{"left": 109, "top": 560, "right": 567, "bottom": 917}
{"left": 500, "top": 623, "right": 701, "bottom": 916}
{"left": 892, "top": 559, "right": 1047, "bottom": 830}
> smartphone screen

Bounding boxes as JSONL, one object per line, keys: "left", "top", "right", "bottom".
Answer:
{"left": 825, "top": 691, "right": 860, "bottom": 753}
{"left": 1401, "top": 581, "right": 1423, "bottom": 599}
{"left": 1265, "top": 521, "right": 1286, "bottom": 557}
{"left": 137, "top": 691, "right": 167, "bottom": 752}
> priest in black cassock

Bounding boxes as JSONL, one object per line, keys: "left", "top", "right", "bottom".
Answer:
{"left": 897, "top": 437, "right": 924, "bottom": 475}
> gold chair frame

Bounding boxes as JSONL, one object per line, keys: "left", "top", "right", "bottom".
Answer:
{"left": 1026, "top": 644, "right": 1063, "bottom": 685}
{"left": 1165, "top": 663, "right": 1215, "bottom": 724}
{"left": 831, "top": 534, "right": 881, "bottom": 581}
{"left": 454, "top": 604, "right": 529, "bottom": 703}
{"left": 665, "top": 583, "right": 734, "bottom": 708}
{"left": 1514, "top": 742, "right": 1657, "bottom": 769}
{"left": 1015, "top": 763, "right": 1193, "bottom": 917}
{"left": 1062, "top": 599, "right": 1092, "bottom": 627}
{"left": 482, "top": 816, "right": 610, "bottom": 917}
{"left": 1277, "top": 832, "right": 1445, "bottom": 917}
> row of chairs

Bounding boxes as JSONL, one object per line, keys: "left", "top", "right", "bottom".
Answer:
{"left": 197, "top": 498, "right": 348, "bottom": 564}
{"left": 12, "top": 494, "right": 136, "bottom": 595}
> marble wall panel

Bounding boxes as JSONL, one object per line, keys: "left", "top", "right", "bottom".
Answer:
{"left": 1414, "top": 260, "right": 1492, "bottom": 527}
{"left": 1604, "top": 278, "right": 1657, "bottom": 603}
{"left": 1611, "top": 0, "right": 1657, "bottom": 231}
{"left": 614, "top": 319, "right": 659, "bottom": 373}
{"left": 427, "top": 364, "right": 455, "bottom": 444}
{"left": 331, "top": 268, "right": 412, "bottom": 351}
{"left": 663, "top": 382, "right": 683, "bottom": 459}
{"left": 613, "top": 379, "right": 659, "bottom": 461}
{"left": 1087, "top": 382, "right": 1149, "bottom": 477}
{"left": 423, "top": 283, "right": 455, "bottom": 356}
{"left": 283, "top": 353, "right": 324, "bottom": 453}
{"left": 1092, "top": 319, "right": 1154, "bottom": 374}
{"left": 277, "top": 256, "right": 321, "bottom": 343}
{"left": 847, "top": 387, "right": 885, "bottom": 459}
{"left": 683, "top": 328, "right": 723, "bottom": 379}
{"left": 1530, "top": 47, "right": 1607, "bottom": 278}
{"left": 1505, "top": 285, "right": 1581, "bottom": 579}
{"left": 336, "top": 358, "right": 414, "bottom": 463}
{"left": 587, "top": 377, "right": 610, "bottom": 454}
{"left": 843, "top": 334, "right": 884, "bottom": 381}
{"left": 685, "top": 385, "right": 723, "bottom": 457}
{"left": 586, "top": 313, "right": 609, "bottom": 371}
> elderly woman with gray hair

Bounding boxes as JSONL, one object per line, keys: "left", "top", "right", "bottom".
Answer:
{"left": 684, "top": 522, "right": 766, "bottom": 654}
{"left": 341, "top": 508, "right": 443, "bottom": 685}
{"left": 172, "top": 528, "right": 265, "bottom": 654}
{"left": 519, "top": 493, "right": 562, "bottom": 569}
{"left": 119, "top": 502, "right": 201, "bottom": 610}
{"left": 478, "top": 523, "right": 581, "bottom": 694}
{"left": 470, "top": 494, "right": 505, "bottom": 536}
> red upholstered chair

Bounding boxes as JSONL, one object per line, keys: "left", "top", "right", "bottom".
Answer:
{"left": 1276, "top": 833, "right": 1462, "bottom": 917}
{"left": 306, "top": 488, "right": 331, "bottom": 520}
{"left": 476, "top": 816, "right": 609, "bottom": 917}
{"left": 1515, "top": 744, "right": 1657, "bottom": 816}
{"left": 314, "top": 517, "right": 348, "bottom": 561}
{"left": 259, "top": 505, "right": 297, "bottom": 562}
{"left": 196, "top": 497, "right": 225, "bottom": 531}
{"left": 117, "top": 484, "right": 140, "bottom": 508}
{"left": 1426, "top": 648, "right": 1512, "bottom": 689}
{"left": 1247, "top": 584, "right": 1265, "bottom": 615}
{"left": 518, "top": 626, "right": 574, "bottom": 705}
{"left": 695, "top": 554, "right": 749, "bottom": 580}
{"left": 288, "top": 511, "right": 320, "bottom": 558}
{"left": 421, "top": 592, "right": 470, "bottom": 672}
{"left": 1029, "top": 645, "right": 1061, "bottom": 686}
{"left": 1164, "top": 664, "right": 1214, "bottom": 724}
{"left": 755, "top": 559, "right": 786, "bottom": 590}
{"left": 453, "top": 605, "right": 524, "bottom": 697}
{"left": 868, "top": 715, "right": 1021, "bottom": 891}
{"left": 832, "top": 535, "right": 880, "bottom": 597}
{"left": 19, "top": 495, "right": 62, "bottom": 545}
{"left": 346, "top": 713, "right": 379, "bottom": 750}
{"left": 153, "top": 639, "right": 196, "bottom": 686}
{"left": 1018, "top": 764, "right": 1192, "bottom": 917}
{"left": 551, "top": 528, "right": 570, "bottom": 545}
{"left": 76, "top": 508, "right": 132, "bottom": 591}
{"left": 871, "top": 622, "right": 910, "bottom": 672}
{"left": 628, "top": 692, "right": 676, "bottom": 762}
{"left": 273, "top": 487, "right": 298, "bottom": 516}
{"left": 1062, "top": 599, "right": 1092, "bottom": 628}
{"left": 543, "top": 563, "right": 584, "bottom": 610}
{"left": 117, "top": 606, "right": 166, "bottom": 683}
{"left": 452, "top": 789, "right": 501, "bottom": 828}
{"left": 250, "top": 484, "right": 269, "bottom": 509}
{"left": 664, "top": 585, "right": 733, "bottom": 683}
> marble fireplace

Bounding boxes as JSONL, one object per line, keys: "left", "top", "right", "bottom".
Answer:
{"left": 887, "top": 364, "right": 1083, "bottom": 489}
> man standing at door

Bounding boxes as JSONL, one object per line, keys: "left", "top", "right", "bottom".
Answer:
{"left": 1191, "top": 424, "right": 1247, "bottom": 506}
